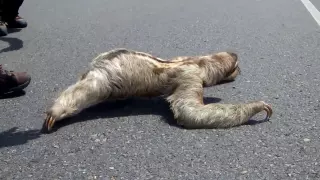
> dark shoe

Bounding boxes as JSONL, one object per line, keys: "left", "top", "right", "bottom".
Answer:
{"left": 6, "top": 16, "right": 27, "bottom": 28}
{"left": 0, "top": 65, "right": 31, "bottom": 94}
{"left": 0, "top": 21, "right": 8, "bottom": 36}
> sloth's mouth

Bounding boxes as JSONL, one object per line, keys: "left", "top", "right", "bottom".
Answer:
{"left": 217, "top": 61, "right": 241, "bottom": 84}
{"left": 234, "top": 62, "right": 241, "bottom": 75}
{"left": 225, "top": 61, "right": 240, "bottom": 78}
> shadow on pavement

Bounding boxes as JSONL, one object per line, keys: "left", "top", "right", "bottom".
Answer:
{"left": 0, "top": 90, "right": 26, "bottom": 99}
{"left": 246, "top": 118, "right": 271, "bottom": 126}
{"left": 7, "top": 28, "right": 22, "bottom": 34}
{"left": 0, "top": 127, "right": 41, "bottom": 149}
{"left": 48, "top": 97, "right": 222, "bottom": 133}
{"left": 0, "top": 37, "right": 23, "bottom": 53}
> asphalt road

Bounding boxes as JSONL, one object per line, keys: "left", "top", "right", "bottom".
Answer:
{"left": 1, "top": 0, "right": 320, "bottom": 179}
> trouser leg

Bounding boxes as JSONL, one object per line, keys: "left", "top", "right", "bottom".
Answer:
{"left": 0, "top": 0, "right": 27, "bottom": 28}
{"left": 1, "top": 0, "right": 24, "bottom": 20}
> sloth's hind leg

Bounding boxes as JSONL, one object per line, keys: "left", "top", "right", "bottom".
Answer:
{"left": 42, "top": 70, "right": 112, "bottom": 132}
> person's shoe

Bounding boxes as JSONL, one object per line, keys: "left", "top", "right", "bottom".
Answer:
{"left": 0, "top": 65, "right": 31, "bottom": 95}
{"left": 0, "top": 21, "right": 8, "bottom": 36}
{"left": 6, "top": 16, "right": 27, "bottom": 28}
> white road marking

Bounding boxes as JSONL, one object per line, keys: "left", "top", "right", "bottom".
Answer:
{"left": 300, "top": 0, "right": 320, "bottom": 26}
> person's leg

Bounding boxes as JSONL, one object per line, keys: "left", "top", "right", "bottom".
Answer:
{"left": 0, "top": 64, "right": 31, "bottom": 95}
{"left": 0, "top": 0, "right": 8, "bottom": 36}
{"left": 0, "top": 20, "right": 8, "bottom": 36}
{"left": 0, "top": 0, "right": 27, "bottom": 29}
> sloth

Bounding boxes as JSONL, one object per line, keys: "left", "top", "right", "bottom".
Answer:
{"left": 41, "top": 48, "right": 272, "bottom": 133}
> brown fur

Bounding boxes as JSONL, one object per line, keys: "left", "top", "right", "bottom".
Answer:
{"left": 41, "top": 48, "right": 272, "bottom": 133}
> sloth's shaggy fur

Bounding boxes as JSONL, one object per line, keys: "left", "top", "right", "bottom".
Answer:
{"left": 42, "top": 48, "right": 272, "bottom": 133}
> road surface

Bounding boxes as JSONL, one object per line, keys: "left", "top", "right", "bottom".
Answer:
{"left": 1, "top": 0, "right": 320, "bottom": 179}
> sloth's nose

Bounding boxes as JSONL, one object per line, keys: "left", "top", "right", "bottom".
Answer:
{"left": 227, "top": 52, "right": 238, "bottom": 61}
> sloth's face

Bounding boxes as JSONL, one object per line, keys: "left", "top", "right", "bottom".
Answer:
{"left": 215, "top": 52, "right": 241, "bottom": 82}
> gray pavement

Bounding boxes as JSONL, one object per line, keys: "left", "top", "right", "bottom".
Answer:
{"left": 311, "top": 0, "right": 320, "bottom": 11}
{"left": 1, "top": 0, "right": 320, "bottom": 179}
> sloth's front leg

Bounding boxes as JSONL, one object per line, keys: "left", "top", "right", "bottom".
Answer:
{"left": 42, "top": 70, "right": 112, "bottom": 133}
{"left": 178, "top": 101, "right": 273, "bottom": 129}
{"left": 166, "top": 75, "right": 273, "bottom": 129}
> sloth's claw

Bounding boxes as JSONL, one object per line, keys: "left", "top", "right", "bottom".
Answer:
{"left": 41, "top": 115, "right": 56, "bottom": 133}
{"left": 262, "top": 102, "right": 272, "bottom": 121}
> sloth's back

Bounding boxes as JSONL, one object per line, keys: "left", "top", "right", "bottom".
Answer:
{"left": 94, "top": 52, "right": 172, "bottom": 99}
{"left": 91, "top": 49, "right": 202, "bottom": 99}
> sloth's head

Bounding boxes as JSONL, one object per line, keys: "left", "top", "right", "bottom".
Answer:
{"left": 212, "top": 51, "right": 241, "bottom": 83}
